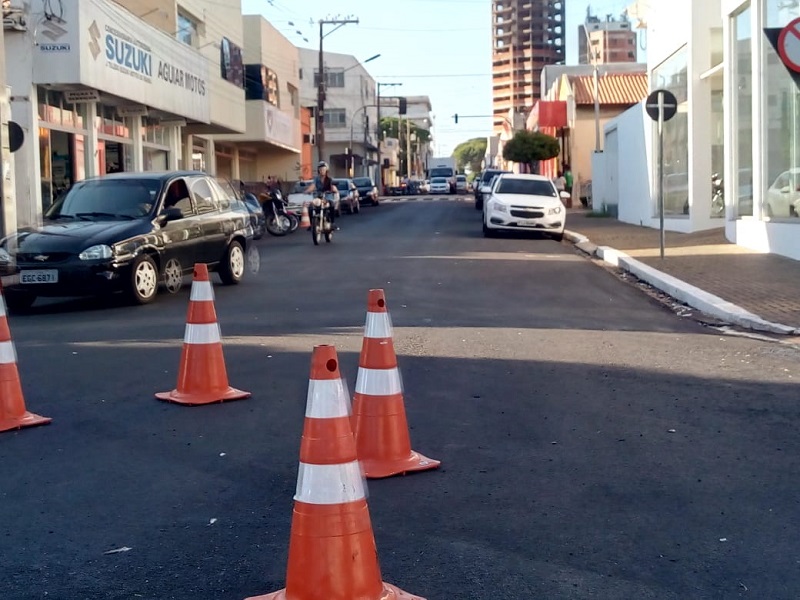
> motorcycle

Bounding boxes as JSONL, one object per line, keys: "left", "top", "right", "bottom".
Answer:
{"left": 711, "top": 173, "right": 724, "bottom": 218}
{"left": 310, "top": 192, "right": 337, "bottom": 245}
{"left": 263, "top": 189, "right": 294, "bottom": 237}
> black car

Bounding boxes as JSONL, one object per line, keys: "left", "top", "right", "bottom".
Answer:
{"left": 474, "top": 169, "right": 511, "bottom": 210}
{"left": 242, "top": 192, "right": 267, "bottom": 240}
{"left": 352, "top": 177, "right": 379, "bottom": 206}
{"left": 0, "top": 171, "right": 253, "bottom": 311}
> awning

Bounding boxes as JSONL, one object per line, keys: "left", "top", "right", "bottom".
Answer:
{"left": 529, "top": 101, "right": 568, "bottom": 129}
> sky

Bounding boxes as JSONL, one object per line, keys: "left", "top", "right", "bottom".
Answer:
{"left": 242, "top": 0, "right": 639, "bottom": 157}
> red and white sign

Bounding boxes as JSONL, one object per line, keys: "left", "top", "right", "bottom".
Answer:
{"left": 778, "top": 17, "right": 800, "bottom": 73}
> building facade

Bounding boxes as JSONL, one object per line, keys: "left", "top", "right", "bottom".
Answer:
{"left": 298, "top": 48, "right": 378, "bottom": 180}
{"left": 4, "top": 0, "right": 246, "bottom": 228}
{"left": 213, "top": 15, "right": 302, "bottom": 185}
{"left": 578, "top": 11, "right": 638, "bottom": 65}
{"left": 492, "top": 0, "right": 565, "bottom": 136}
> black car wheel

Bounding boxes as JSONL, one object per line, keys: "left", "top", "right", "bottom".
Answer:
{"left": 163, "top": 258, "right": 183, "bottom": 294}
{"left": 126, "top": 254, "right": 159, "bottom": 304}
{"left": 219, "top": 240, "right": 245, "bottom": 285}
{"left": 475, "top": 198, "right": 483, "bottom": 211}
{"left": 4, "top": 291, "right": 36, "bottom": 313}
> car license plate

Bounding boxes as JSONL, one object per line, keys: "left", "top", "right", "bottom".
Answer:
{"left": 519, "top": 219, "right": 539, "bottom": 226}
{"left": 20, "top": 269, "right": 58, "bottom": 284}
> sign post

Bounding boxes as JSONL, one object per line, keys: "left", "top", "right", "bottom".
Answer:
{"left": 645, "top": 89, "right": 679, "bottom": 260}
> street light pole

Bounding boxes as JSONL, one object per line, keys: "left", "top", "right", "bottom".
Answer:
{"left": 316, "top": 17, "right": 359, "bottom": 165}
{"left": 581, "top": 24, "right": 602, "bottom": 153}
{"left": 376, "top": 82, "right": 402, "bottom": 195}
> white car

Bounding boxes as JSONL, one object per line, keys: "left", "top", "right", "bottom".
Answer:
{"left": 429, "top": 177, "right": 450, "bottom": 194}
{"left": 766, "top": 168, "right": 800, "bottom": 218}
{"left": 455, "top": 175, "right": 468, "bottom": 194}
{"left": 483, "top": 174, "right": 567, "bottom": 241}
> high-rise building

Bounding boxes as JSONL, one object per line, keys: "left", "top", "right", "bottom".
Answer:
{"left": 492, "top": 1, "right": 565, "bottom": 135}
{"left": 578, "top": 9, "right": 638, "bottom": 65}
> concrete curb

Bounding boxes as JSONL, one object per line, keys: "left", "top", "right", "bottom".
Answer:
{"left": 564, "top": 229, "right": 799, "bottom": 336}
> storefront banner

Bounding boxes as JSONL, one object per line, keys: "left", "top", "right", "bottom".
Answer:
{"left": 263, "top": 104, "right": 296, "bottom": 149}
{"left": 33, "top": 0, "right": 210, "bottom": 124}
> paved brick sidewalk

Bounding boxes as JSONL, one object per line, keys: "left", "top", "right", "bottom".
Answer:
{"left": 567, "top": 210, "right": 800, "bottom": 329}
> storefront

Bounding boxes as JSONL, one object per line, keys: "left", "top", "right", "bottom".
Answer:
{"left": 5, "top": 0, "right": 211, "bottom": 225}
{"left": 724, "top": 0, "right": 800, "bottom": 259}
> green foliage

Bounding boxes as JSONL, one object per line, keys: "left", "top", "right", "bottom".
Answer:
{"left": 453, "top": 137, "right": 488, "bottom": 173}
{"left": 502, "top": 130, "right": 561, "bottom": 173}
{"left": 379, "top": 117, "right": 431, "bottom": 144}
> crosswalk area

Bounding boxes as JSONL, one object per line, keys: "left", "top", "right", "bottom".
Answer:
{"left": 380, "top": 195, "right": 472, "bottom": 204}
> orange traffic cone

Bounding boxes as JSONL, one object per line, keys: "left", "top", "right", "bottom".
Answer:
{"left": 0, "top": 281, "right": 51, "bottom": 433}
{"left": 245, "top": 345, "right": 425, "bottom": 600}
{"left": 299, "top": 204, "right": 311, "bottom": 229}
{"left": 155, "top": 264, "right": 250, "bottom": 406}
{"left": 352, "top": 289, "right": 440, "bottom": 479}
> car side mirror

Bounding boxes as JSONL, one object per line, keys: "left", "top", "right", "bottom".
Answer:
{"left": 560, "top": 191, "right": 571, "bottom": 200}
{"left": 159, "top": 207, "right": 184, "bottom": 223}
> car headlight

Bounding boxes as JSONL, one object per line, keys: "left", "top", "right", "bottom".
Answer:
{"left": 493, "top": 201, "right": 508, "bottom": 213}
{"left": 79, "top": 244, "right": 113, "bottom": 260}
{"left": 548, "top": 206, "right": 562, "bottom": 215}
{"left": 0, "top": 247, "right": 12, "bottom": 262}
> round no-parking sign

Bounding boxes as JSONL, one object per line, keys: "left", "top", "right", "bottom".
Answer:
{"left": 778, "top": 17, "right": 800, "bottom": 73}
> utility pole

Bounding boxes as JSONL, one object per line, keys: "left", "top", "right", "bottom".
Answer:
{"left": 316, "top": 16, "right": 359, "bottom": 165}
{"left": 375, "top": 82, "right": 401, "bottom": 195}
{"left": 405, "top": 117, "right": 411, "bottom": 179}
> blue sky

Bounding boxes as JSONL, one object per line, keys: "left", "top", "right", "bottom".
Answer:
{"left": 242, "top": 0, "right": 637, "bottom": 156}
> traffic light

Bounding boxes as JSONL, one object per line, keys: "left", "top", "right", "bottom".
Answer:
{"left": 399, "top": 97, "right": 407, "bottom": 115}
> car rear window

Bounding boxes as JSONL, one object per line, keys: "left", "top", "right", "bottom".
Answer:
{"left": 353, "top": 178, "right": 372, "bottom": 186}
{"left": 496, "top": 178, "right": 557, "bottom": 197}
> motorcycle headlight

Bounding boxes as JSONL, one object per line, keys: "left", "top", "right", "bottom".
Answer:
{"left": 79, "top": 244, "right": 113, "bottom": 260}
{"left": 312, "top": 198, "right": 322, "bottom": 207}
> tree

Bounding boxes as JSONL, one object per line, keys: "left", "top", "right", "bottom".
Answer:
{"left": 453, "top": 137, "right": 488, "bottom": 173}
{"left": 502, "top": 130, "right": 560, "bottom": 174}
{"left": 379, "top": 117, "right": 431, "bottom": 144}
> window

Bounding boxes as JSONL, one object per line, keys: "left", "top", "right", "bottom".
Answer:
{"left": 324, "top": 108, "right": 347, "bottom": 128}
{"left": 211, "top": 178, "right": 239, "bottom": 211}
{"left": 220, "top": 38, "right": 244, "bottom": 88}
{"left": 734, "top": 5, "right": 753, "bottom": 217}
{"left": 764, "top": 0, "right": 800, "bottom": 220}
{"left": 164, "top": 179, "right": 195, "bottom": 216}
{"left": 652, "top": 46, "right": 689, "bottom": 216}
{"left": 190, "top": 177, "right": 218, "bottom": 214}
{"left": 314, "top": 70, "right": 345, "bottom": 88}
{"left": 177, "top": 11, "right": 198, "bottom": 47}
{"left": 288, "top": 83, "right": 299, "bottom": 118}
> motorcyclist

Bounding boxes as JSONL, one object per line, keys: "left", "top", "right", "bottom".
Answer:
{"left": 305, "top": 161, "right": 339, "bottom": 230}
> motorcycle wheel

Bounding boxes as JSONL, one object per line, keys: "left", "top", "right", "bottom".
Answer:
{"left": 287, "top": 214, "right": 299, "bottom": 233}
{"left": 266, "top": 215, "right": 288, "bottom": 237}
{"left": 311, "top": 218, "right": 321, "bottom": 245}
{"left": 324, "top": 229, "right": 333, "bottom": 243}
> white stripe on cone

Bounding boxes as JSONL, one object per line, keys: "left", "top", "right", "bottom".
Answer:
{"left": 189, "top": 280, "right": 215, "bottom": 302}
{"left": 364, "top": 312, "right": 393, "bottom": 339}
{"left": 355, "top": 367, "right": 402, "bottom": 396}
{"left": 306, "top": 379, "right": 350, "bottom": 419}
{"left": 295, "top": 460, "right": 366, "bottom": 504}
{"left": 0, "top": 340, "right": 16, "bottom": 364}
{"left": 184, "top": 323, "right": 222, "bottom": 344}
{"left": 0, "top": 296, "right": 7, "bottom": 318}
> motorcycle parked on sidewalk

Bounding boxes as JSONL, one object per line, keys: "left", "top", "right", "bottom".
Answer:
{"left": 711, "top": 173, "right": 724, "bottom": 218}
{"left": 263, "top": 189, "right": 294, "bottom": 237}
{"left": 310, "top": 192, "right": 337, "bottom": 245}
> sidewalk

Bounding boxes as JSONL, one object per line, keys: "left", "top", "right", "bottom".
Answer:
{"left": 565, "top": 210, "right": 800, "bottom": 332}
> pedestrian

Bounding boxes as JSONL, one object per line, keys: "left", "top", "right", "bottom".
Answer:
{"left": 564, "top": 165, "right": 574, "bottom": 197}
{"left": 554, "top": 171, "right": 566, "bottom": 193}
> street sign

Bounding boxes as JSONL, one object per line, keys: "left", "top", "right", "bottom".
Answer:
{"left": 8, "top": 121, "right": 24, "bottom": 153}
{"left": 778, "top": 17, "right": 800, "bottom": 73}
{"left": 645, "top": 89, "right": 678, "bottom": 122}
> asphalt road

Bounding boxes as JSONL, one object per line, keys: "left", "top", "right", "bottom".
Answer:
{"left": 2, "top": 196, "right": 800, "bottom": 599}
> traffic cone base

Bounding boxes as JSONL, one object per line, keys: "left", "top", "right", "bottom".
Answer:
{"left": 246, "top": 582, "right": 424, "bottom": 600}
{"left": 0, "top": 410, "right": 51, "bottom": 433}
{"left": 156, "top": 265, "right": 250, "bottom": 406}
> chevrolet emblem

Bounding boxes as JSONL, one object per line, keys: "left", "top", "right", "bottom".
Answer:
{"left": 34, "top": 255, "right": 49, "bottom": 262}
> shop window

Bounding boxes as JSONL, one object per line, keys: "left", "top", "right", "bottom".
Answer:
{"left": 733, "top": 5, "right": 754, "bottom": 217}
{"left": 763, "top": 0, "right": 800, "bottom": 220}
{"left": 651, "top": 46, "right": 689, "bottom": 216}
{"left": 36, "top": 87, "right": 84, "bottom": 128}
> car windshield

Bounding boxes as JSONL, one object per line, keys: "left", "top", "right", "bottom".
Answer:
{"left": 292, "top": 181, "right": 311, "bottom": 193}
{"left": 495, "top": 178, "right": 557, "bottom": 197}
{"left": 333, "top": 180, "right": 349, "bottom": 189}
{"left": 483, "top": 171, "right": 508, "bottom": 183}
{"left": 430, "top": 168, "right": 453, "bottom": 178}
{"left": 457, "top": 176, "right": 466, "bottom": 181}
{"left": 46, "top": 178, "right": 162, "bottom": 220}
{"left": 353, "top": 178, "right": 372, "bottom": 186}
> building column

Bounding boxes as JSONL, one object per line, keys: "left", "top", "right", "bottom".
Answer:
{"left": 231, "top": 145, "right": 240, "bottom": 180}
{"left": 84, "top": 102, "right": 99, "bottom": 179}
{"left": 0, "top": 86, "right": 17, "bottom": 237}
{"left": 204, "top": 137, "right": 216, "bottom": 175}
{"left": 183, "top": 133, "right": 193, "bottom": 170}
{"left": 168, "top": 126, "right": 180, "bottom": 170}
{"left": 130, "top": 117, "right": 144, "bottom": 172}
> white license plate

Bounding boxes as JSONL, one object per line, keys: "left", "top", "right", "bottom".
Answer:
{"left": 20, "top": 269, "right": 58, "bottom": 284}
{"left": 519, "top": 219, "right": 540, "bottom": 226}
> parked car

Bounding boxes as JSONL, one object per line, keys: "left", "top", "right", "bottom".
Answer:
{"left": 0, "top": 171, "right": 253, "bottom": 311}
{"left": 420, "top": 180, "right": 430, "bottom": 194}
{"left": 475, "top": 169, "right": 511, "bottom": 210}
{"left": 332, "top": 178, "right": 361, "bottom": 214}
{"left": 217, "top": 179, "right": 266, "bottom": 240}
{"left": 455, "top": 174, "right": 468, "bottom": 194}
{"left": 766, "top": 168, "right": 800, "bottom": 218}
{"left": 482, "top": 173, "right": 568, "bottom": 241}
{"left": 353, "top": 177, "right": 379, "bottom": 206}
{"left": 429, "top": 177, "right": 450, "bottom": 194}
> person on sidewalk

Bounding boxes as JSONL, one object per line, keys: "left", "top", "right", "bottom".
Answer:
{"left": 555, "top": 171, "right": 567, "bottom": 193}
{"left": 564, "top": 166, "right": 573, "bottom": 197}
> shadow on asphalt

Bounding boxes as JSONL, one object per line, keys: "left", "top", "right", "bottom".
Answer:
{"left": 0, "top": 344, "right": 797, "bottom": 599}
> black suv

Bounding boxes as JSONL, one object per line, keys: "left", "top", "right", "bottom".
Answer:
{"left": 474, "top": 169, "right": 511, "bottom": 210}
{"left": 0, "top": 171, "right": 253, "bottom": 311}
